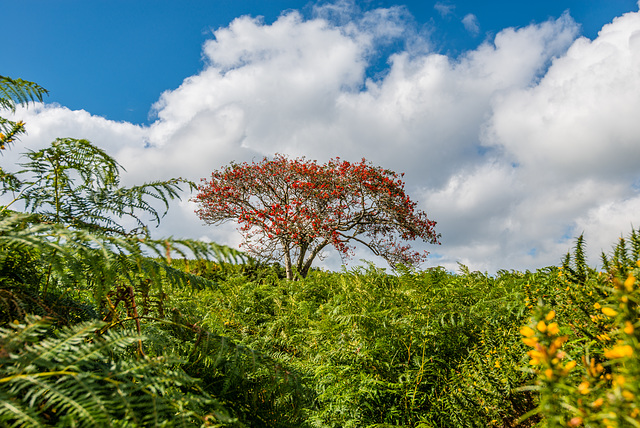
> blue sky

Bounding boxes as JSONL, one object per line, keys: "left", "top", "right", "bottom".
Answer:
{"left": 4, "top": 0, "right": 638, "bottom": 124}
{"left": 4, "top": 0, "right": 640, "bottom": 273}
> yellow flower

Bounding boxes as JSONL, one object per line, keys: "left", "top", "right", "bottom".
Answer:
{"left": 594, "top": 302, "right": 601, "bottom": 310}
{"left": 613, "top": 375, "right": 626, "bottom": 387}
{"left": 602, "top": 307, "right": 618, "bottom": 317}
{"left": 578, "top": 381, "right": 590, "bottom": 394}
{"left": 604, "top": 345, "right": 634, "bottom": 359}
{"left": 591, "top": 397, "right": 603, "bottom": 408}
{"left": 522, "top": 337, "right": 538, "bottom": 347}
{"left": 552, "top": 336, "right": 568, "bottom": 348}
{"left": 622, "top": 390, "right": 634, "bottom": 401}
{"left": 547, "top": 322, "right": 560, "bottom": 336}
{"left": 537, "top": 320, "right": 547, "bottom": 333}
{"left": 527, "top": 350, "right": 545, "bottom": 366}
{"left": 563, "top": 360, "right": 577, "bottom": 372}
{"left": 520, "top": 326, "right": 536, "bottom": 338}
{"left": 545, "top": 310, "right": 556, "bottom": 321}
{"left": 624, "top": 275, "right": 635, "bottom": 292}
{"left": 528, "top": 349, "right": 546, "bottom": 360}
{"left": 624, "top": 321, "right": 634, "bottom": 335}
{"left": 544, "top": 368, "right": 553, "bottom": 379}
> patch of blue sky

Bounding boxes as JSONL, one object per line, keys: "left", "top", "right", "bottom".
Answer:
{"left": 558, "top": 224, "right": 579, "bottom": 244}
{"left": 4, "top": 0, "right": 639, "bottom": 125}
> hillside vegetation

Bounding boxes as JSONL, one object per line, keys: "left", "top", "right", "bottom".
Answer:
{"left": 3, "top": 206, "right": 640, "bottom": 427}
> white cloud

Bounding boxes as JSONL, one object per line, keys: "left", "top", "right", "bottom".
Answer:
{"left": 6, "top": 2, "right": 640, "bottom": 274}
{"left": 485, "top": 10, "right": 640, "bottom": 182}
{"left": 573, "top": 196, "right": 640, "bottom": 262}
{"left": 434, "top": 2, "right": 455, "bottom": 17}
{"left": 10, "top": 104, "right": 145, "bottom": 152}
{"left": 462, "top": 13, "right": 480, "bottom": 36}
{"left": 473, "top": 8, "right": 640, "bottom": 270}
{"left": 3, "top": 104, "right": 146, "bottom": 188}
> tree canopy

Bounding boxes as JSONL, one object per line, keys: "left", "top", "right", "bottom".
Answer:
{"left": 194, "top": 154, "right": 440, "bottom": 279}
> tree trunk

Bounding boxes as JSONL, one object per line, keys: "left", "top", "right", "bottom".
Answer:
{"left": 283, "top": 243, "right": 294, "bottom": 280}
{"left": 299, "top": 240, "right": 329, "bottom": 279}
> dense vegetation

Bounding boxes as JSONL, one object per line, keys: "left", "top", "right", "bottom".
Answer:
{"left": 2, "top": 75, "right": 640, "bottom": 426}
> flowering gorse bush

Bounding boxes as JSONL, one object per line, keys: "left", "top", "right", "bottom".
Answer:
{"left": 520, "top": 257, "right": 640, "bottom": 427}
{"left": 195, "top": 155, "right": 439, "bottom": 279}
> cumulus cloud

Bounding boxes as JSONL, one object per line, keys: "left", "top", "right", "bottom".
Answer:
{"left": 142, "top": 9, "right": 578, "bottom": 190}
{"left": 6, "top": 2, "right": 640, "bottom": 273}
{"left": 477, "top": 7, "right": 640, "bottom": 269}
{"left": 462, "top": 13, "right": 480, "bottom": 36}
{"left": 485, "top": 10, "right": 640, "bottom": 181}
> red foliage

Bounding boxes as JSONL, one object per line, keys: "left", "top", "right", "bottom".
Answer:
{"left": 194, "top": 154, "right": 439, "bottom": 279}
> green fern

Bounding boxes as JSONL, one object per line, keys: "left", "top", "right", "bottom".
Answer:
{"left": 0, "top": 74, "right": 47, "bottom": 171}
{"left": 0, "top": 134, "right": 247, "bottom": 309}
{"left": 0, "top": 75, "right": 48, "bottom": 111}
{"left": 8, "top": 138, "right": 192, "bottom": 236}
{"left": 0, "top": 75, "right": 48, "bottom": 188}
{"left": 0, "top": 315, "right": 233, "bottom": 427}
{"left": 0, "top": 211, "right": 246, "bottom": 320}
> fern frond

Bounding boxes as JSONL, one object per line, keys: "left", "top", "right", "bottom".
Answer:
{"left": 0, "top": 165, "right": 21, "bottom": 193}
{"left": 112, "top": 177, "right": 197, "bottom": 232}
{"left": 0, "top": 211, "right": 246, "bottom": 324}
{"left": 0, "top": 117, "right": 27, "bottom": 152}
{"left": 0, "top": 389, "right": 44, "bottom": 428}
{"left": 0, "top": 315, "right": 227, "bottom": 427}
{"left": 14, "top": 138, "right": 193, "bottom": 236}
{"left": 0, "top": 75, "right": 47, "bottom": 153}
{"left": 0, "top": 76, "right": 48, "bottom": 112}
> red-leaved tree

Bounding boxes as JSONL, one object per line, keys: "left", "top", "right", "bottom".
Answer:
{"left": 194, "top": 155, "right": 439, "bottom": 279}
